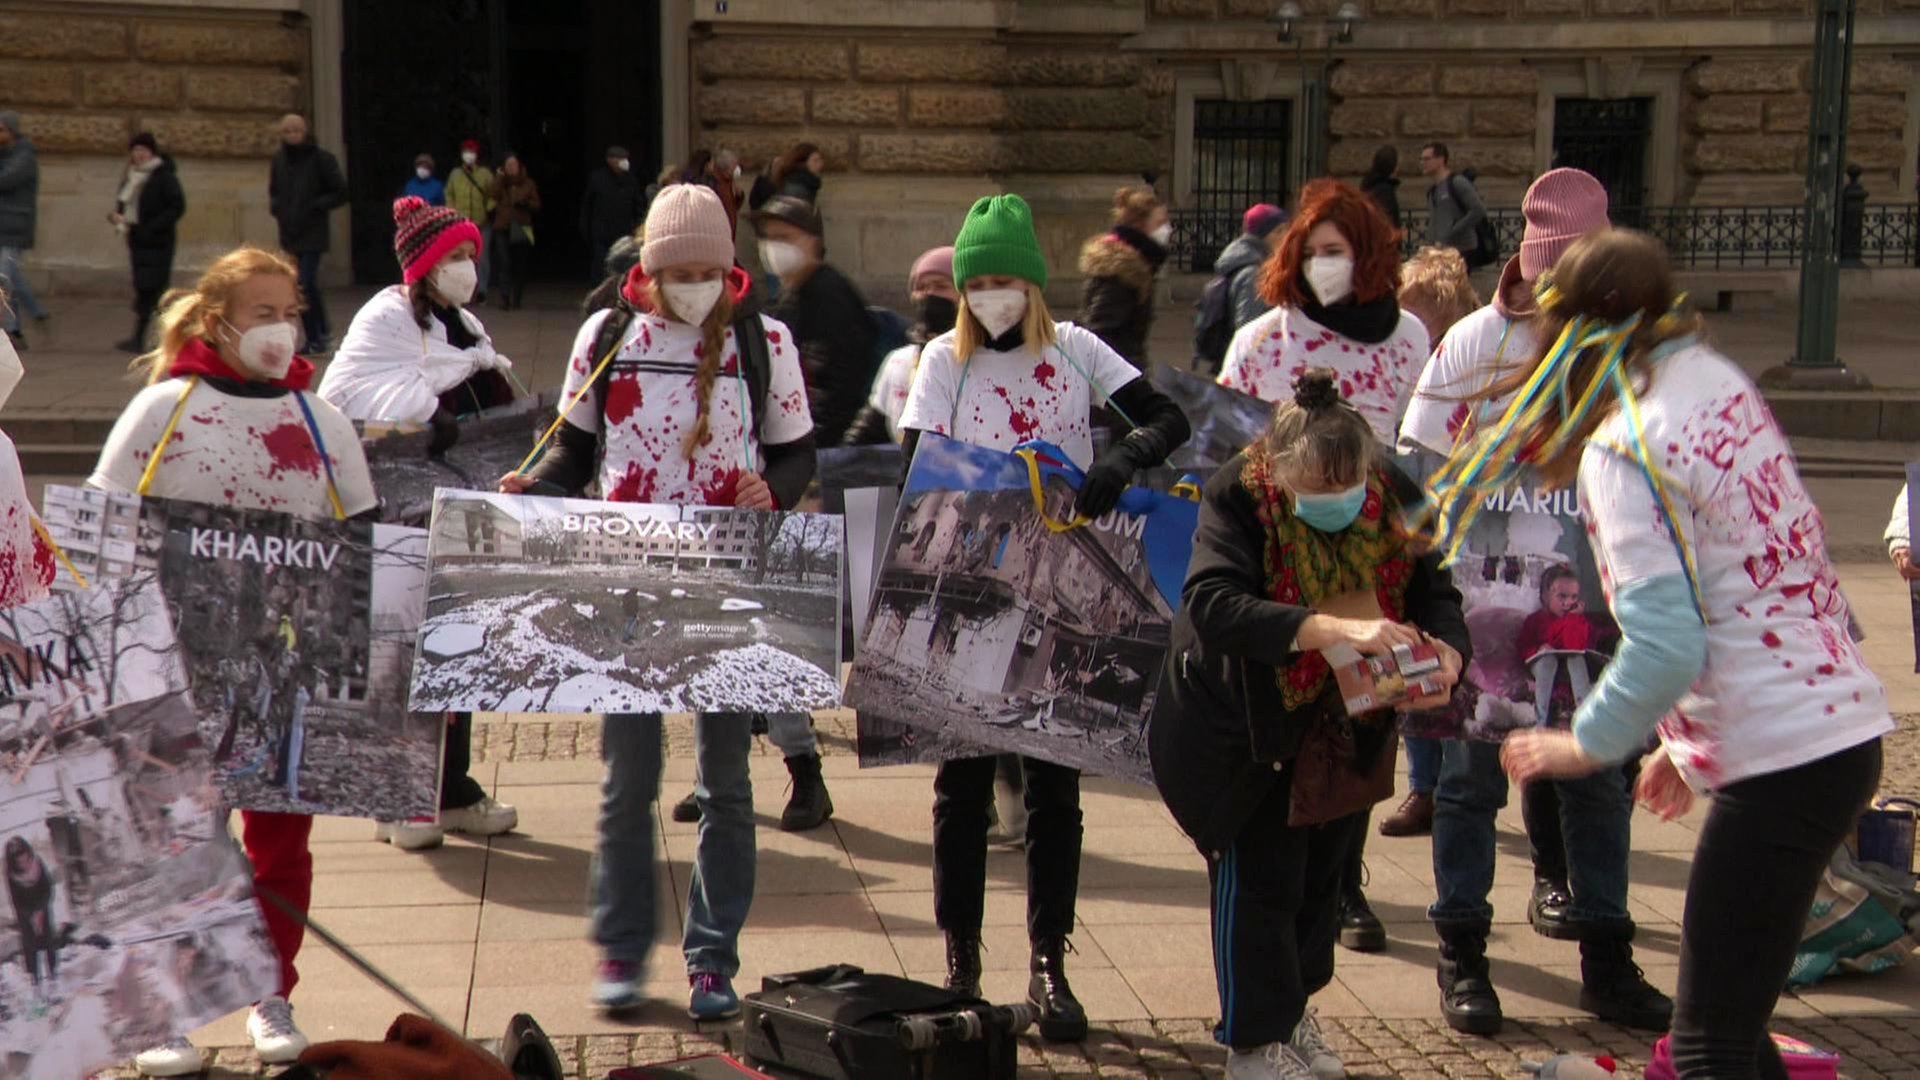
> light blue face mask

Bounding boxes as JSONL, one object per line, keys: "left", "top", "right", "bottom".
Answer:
{"left": 1294, "top": 483, "right": 1367, "bottom": 532}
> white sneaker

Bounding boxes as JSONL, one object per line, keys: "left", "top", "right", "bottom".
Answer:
{"left": 441, "top": 794, "right": 518, "bottom": 836}
{"left": 134, "top": 1037, "right": 202, "bottom": 1077}
{"left": 247, "top": 995, "right": 308, "bottom": 1064}
{"left": 1227, "top": 1041, "right": 1317, "bottom": 1080}
{"left": 1288, "top": 1009, "right": 1346, "bottom": 1080}
{"left": 375, "top": 816, "right": 445, "bottom": 850}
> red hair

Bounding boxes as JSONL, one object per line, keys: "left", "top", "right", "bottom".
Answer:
{"left": 1259, "top": 178, "right": 1403, "bottom": 309}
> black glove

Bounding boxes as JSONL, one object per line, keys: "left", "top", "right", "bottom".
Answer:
{"left": 1073, "top": 429, "right": 1167, "bottom": 520}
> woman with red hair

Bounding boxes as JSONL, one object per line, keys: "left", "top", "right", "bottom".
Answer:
{"left": 1220, "top": 179, "right": 1429, "bottom": 445}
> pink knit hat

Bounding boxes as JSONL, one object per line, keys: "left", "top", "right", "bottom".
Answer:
{"left": 393, "top": 196, "right": 482, "bottom": 284}
{"left": 908, "top": 246, "right": 955, "bottom": 292}
{"left": 642, "top": 184, "right": 735, "bottom": 274}
{"left": 1518, "top": 168, "right": 1610, "bottom": 281}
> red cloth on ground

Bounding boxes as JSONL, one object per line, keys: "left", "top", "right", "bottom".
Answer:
{"left": 242, "top": 809, "right": 313, "bottom": 996}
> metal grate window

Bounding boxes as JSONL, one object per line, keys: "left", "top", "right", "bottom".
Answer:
{"left": 1180, "top": 99, "right": 1293, "bottom": 272}
{"left": 1553, "top": 97, "right": 1654, "bottom": 219}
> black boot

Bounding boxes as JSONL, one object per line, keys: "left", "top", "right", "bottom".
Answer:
{"left": 671, "top": 790, "right": 701, "bottom": 823}
{"left": 1027, "top": 937, "right": 1088, "bottom": 1042}
{"left": 945, "top": 932, "right": 982, "bottom": 999}
{"left": 1436, "top": 922, "right": 1503, "bottom": 1035}
{"left": 1528, "top": 876, "right": 1577, "bottom": 939}
{"left": 779, "top": 753, "right": 834, "bottom": 831}
{"left": 1579, "top": 932, "right": 1673, "bottom": 1031}
{"left": 1339, "top": 830, "right": 1386, "bottom": 953}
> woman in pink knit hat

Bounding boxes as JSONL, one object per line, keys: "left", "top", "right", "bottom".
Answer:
{"left": 500, "top": 182, "right": 816, "bottom": 1021}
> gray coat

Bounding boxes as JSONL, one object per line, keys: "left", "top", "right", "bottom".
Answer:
{"left": 1213, "top": 233, "right": 1271, "bottom": 330}
{"left": 0, "top": 129, "right": 39, "bottom": 250}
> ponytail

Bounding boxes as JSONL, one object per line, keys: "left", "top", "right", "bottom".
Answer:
{"left": 1260, "top": 368, "right": 1376, "bottom": 490}
{"left": 138, "top": 246, "right": 300, "bottom": 384}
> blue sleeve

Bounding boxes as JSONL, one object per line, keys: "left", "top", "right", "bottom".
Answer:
{"left": 1571, "top": 573, "right": 1707, "bottom": 764}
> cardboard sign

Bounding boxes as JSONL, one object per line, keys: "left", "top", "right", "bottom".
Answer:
{"left": 411, "top": 492, "right": 845, "bottom": 715}
{"left": 45, "top": 486, "right": 441, "bottom": 820}
{"left": 0, "top": 583, "right": 276, "bottom": 1076}
{"left": 1149, "top": 367, "right": 1275, "bottom": 470}
{"left": 360, "top": 393, "right": 554, "bottom": 526}
{"left": 844, "top": 435, "right": 1198, "bottom": 784}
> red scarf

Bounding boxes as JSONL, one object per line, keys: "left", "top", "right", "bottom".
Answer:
{"left": 167, "top": 336, "right": 316, "bottom": 391}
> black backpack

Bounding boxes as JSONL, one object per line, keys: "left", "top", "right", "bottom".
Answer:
{"left": 1192, "top": 271, "right": 1237, "bottom": 371}
{"left": 585, "top": 302, "right": 772, "bottom": 435}
{"left": 1451, "top": 173, "right": 1500, "bottom": 269}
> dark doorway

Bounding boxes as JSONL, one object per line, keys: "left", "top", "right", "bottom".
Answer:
{"left": 1552, "top": 97, "right": 1653, "bottom": 216}
{"left": 341, "top": 0, "right": 661, "bottom": 286}
{"left": 1188, "top": 98, "right": 1293, "bottom": 272}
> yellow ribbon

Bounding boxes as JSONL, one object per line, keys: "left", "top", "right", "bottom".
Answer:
{"left": 1015, "top": 447, "right": 1091, "bottom": 534}
{"left": 29, "top": 514, "right": 87, "bottom": 590}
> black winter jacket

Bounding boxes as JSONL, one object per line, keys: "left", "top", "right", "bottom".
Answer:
{"left": 269, "top": 140, "right": 347, "bottom": 254}
{"left": 580, "top": 166, "right": 642, "bottom": 247}
{"left": 1361, "top": 173, "right": 1402, "bottom": 227}
{"left": 1148, "top": 456, "right": 1470, "bottom": 854}
{"left": 121, "top": 158, "right": 186, "bottom": 292}
{"left": 1076, "top": 230, "right": 1162, "bottom": 371}
{"left": 770, "top": 262, "right": 878, "bottom": 446}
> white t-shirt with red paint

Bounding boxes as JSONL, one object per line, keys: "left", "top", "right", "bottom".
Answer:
{"left": 1577, "top": 343, "right": 1890, "bottom": 789}
{"left": 898, "top": 322, "right": 1141, "bottom": 469}
{"left": 1398, "top": 305, "right": 1536, "bottom": 455}
{"left": 557, "top": 309, "right": 813, "bottom": 506}
{"left": 89, "top": 378, "right": 378, "bottom": 518}
{"left": 0, "top": 433, "right": 54, "bottom": 607}
{"left": 1220, "top": 305, "right": 1430, "bottom": 444}
{"left": 867, "top": 344, "right": 920, "bottom": 444}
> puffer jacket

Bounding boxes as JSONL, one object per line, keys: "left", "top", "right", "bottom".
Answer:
{"left": 1211, "top": 233, "right": 1272, "bottom": 332}
{"left": 1077, "top": 230, "right": 1162, "bottom": 371}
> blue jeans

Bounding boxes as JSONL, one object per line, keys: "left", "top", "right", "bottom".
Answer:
{"left": 0, "top": 246, "right": 47, "bottom": 331}
{"left": 591, "top": 714, "right": 663, "bottom": 964}
{"left": 1428, "top": 739, "right": 1632, "bottom": 930}
{"left": 1406, "top": 735, "right": 1442, "bottom": 795}
{"left": 764, "top": 712, "right": 817, "bottom": 759}
{"left": 685, "top": 713, "right": 756, "bottom": 976}
{"left": 294, "top": 250, "right": 331, "bottom": 347}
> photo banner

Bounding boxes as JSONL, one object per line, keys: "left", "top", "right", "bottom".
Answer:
{"left": 1149, "top": 367, "right": 1275, "bottom": 470}
{"left": 0, "top": 582, "right": 277, "bottom": 1076}
{"left": 44, "top": 485, "right": 441, "bottom": 821}
{"left": 411, "top": 492, "right": 845, "bottom": 715}
{"left": 1395, "top": 450, "right": 1617, "bottom": 741}
{"left": 844, "top": 434, "right": 1199, "bottom": 785}
{"left": 816, "top": 445, "right": 903, "bottom": 654}
{"left": 360, "top": 392, "right": 555, "bottom": 526}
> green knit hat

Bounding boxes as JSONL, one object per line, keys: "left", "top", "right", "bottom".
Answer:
{"left": 952, "top": 194, "right": 1048, "bottom": 289}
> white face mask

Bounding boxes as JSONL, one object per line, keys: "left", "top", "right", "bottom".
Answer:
{"left": 663, "top": 280, "right": 725, "bottom": 327}
{"left": 461, "top": 151, "right": 478, "bottom": 166}
{"left": 1304, "top": 255, "right": 1355, "bottom": 306}
{"left": 223, "top": 319, "right": 298, "bottom": 381}
{"left": 967, "top": 288, "right": 1028, "bottom": 339}
{"left": 759, "top": 240, "right": 811, "bottom": 278}
{"left": 431, "top": 258, "right": 479, "bottom": 306}
{"left": 614, "top": 158, "right": 631, "bottom": 173}
{"left": 0, "top": 328, "right": 21, "bottom": 411}
{"left": 1150, "top": 223, "right": 1173, "bottom": 246}
{"left": 415, "top": 166, "right": 431, "bottom": 180}
{"left": 731, "top": 164, "right": 743, "bottom": 180}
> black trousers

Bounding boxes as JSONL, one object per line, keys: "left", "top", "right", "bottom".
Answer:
{"left": 933, "top": 755, "right": 1081, "bottom": 940}
{"left": 1670, "top": 738, "right": 1881, "bottom": 1080}
{"left": 1523, "top": 757, "right": 1641, "bottom": 884}
{"left": 1210, "top": 774, "right": 1364, "bottom": 1050}
{"left": 441, "top": 712, "right": 486, "bottom": 810}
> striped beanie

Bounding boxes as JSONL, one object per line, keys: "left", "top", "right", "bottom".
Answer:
{"left": 393, "top": 195, "right": 482, "bottom": 284}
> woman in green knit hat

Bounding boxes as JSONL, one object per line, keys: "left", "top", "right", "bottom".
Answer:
{"left": 897, "top": 192, "right": 1193, "bottom": 1042}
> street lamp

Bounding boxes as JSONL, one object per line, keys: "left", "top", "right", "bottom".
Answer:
{"left": 1267, "top": 1, "right": 1303, "bottom": 42}
{"left": 1268, "top": 2, "right": 1365, "bottom": 179}
{"left": 1331, "top": 2, "right": 1364, "bottom": 42}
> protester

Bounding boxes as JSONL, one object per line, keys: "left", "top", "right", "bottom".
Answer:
{"left": 1476, "top": 228, "right": 1892, "bottom": 1079}
{"left": 0, "top": 111, "right": 50, "bottom": 349}
{"left": 844, "top": 245, "right": 957, "bottom": 445}
{"left": 752, "top": 142, "right": 824, "bottom": 209}
{"left": 1886, "top": 485, "right": 1919, "bottom": 582}
{"left": 1152, "top": 370, "right": 1467, "bottom": 1080}
{"left": 501, "top": 184, "right": 817, "bottom": 1020}
{"left": 1193, "top": 203, "right": 1287, "bottom": 373}
{"left": 88, "top": 246, "right": 376, "bottom": 1075}
{"left": 753, "top": 194, "right": 879, "bottom": 446}
{"left": 1398, "top": 169, "right": 1670, "bottom": 1035}
{"left": 1374, "top": 244, "right": 1479, "bottom": 838}
{"left": 1220, "top": 179, "right": 1429, "bottom": 447}
{"left": 111, "top": 132, "right": 186, "bottom": 354}
{"left": 1077, "top": 185, "right": 1170, "bottom": 371}
{"left": 0, "top": 319, "right": 49, "bottom": 609}
{"left": 445, "top": 139, "right": 496, "bottom": 304}
{"left": 581, "top": 145, "right": 642, "bottom": 281}
{"left": 489, "top": 153, "right": 541, "bottom": 310}
{"left": 1419, "top": 142, "right": 1488, "bottom": 268}
{"left": 269, "top": 114, "right": 348, "bottom": 354}
{"left": 1361, "top": 146, "right": 1402, "bottom": 226}
{"left": 402, "top": 153, "right": 444, "bottom": 205}
{"left": 897, "top": 192, "right": 1192, "bottom": 1041}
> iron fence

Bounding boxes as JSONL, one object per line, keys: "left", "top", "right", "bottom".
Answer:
{"left": 1169, "top": 203, "right": 1920, "bottom": 273}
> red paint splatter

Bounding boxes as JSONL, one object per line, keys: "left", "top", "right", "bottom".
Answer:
{"left": 1760, "top": 630, "right": 1782, "bottom": 648}
{"left": 991, "top": 386, "right": 1039, "bottom": 440}
{"left": 261, "top": 424, "right": 324, "bottom": 478}
{"left": 1816, "top": 663, "right": 1836, "bottom": 676}
{"left": 607, "top": 461, "right": 658, "bottom": 503}
{"left": 604, "top": 373, "right": 641, "bottom": 426}
{"left": 700, "top": 469, "right": 741, "bottom": 508}
{"left": 1034, "top": 358, "right": 1057, "bottom": 391}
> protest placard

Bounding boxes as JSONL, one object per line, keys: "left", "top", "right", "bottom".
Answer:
{"left": 411, "top": 492, "right": 844, "bottom": 714}
{"left": 1149, "top": 367, "right": 1274, "bottom": 470}
{"left": 844, "top": 435, "right": 1197, "bottom": 784}
{"left": 45, "top": 486, "right": 441, "bottom": 820}
{"left": 0, "top": 582, "right": 276, "bottom": 1077}
{"left": 359, "top": 393, "right": 553, "bottom": 526}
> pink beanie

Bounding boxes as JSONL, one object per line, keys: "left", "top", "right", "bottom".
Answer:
{"left": 393, "top": 196, "right": 482, "bottom": 284}
{"left": 908, "top": 246, "right": 955, "bottom": 292}
{"left": 1518, "top": 168, "right": 1610, "bottom": 281}
{"left": 642, "top": 184, "right": 735, "bottom": 275}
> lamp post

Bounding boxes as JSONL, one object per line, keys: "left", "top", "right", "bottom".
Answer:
{"left": 1268, "top": 3, "right": 1364, "bottom": 182}
{"left": 1763, "top": 0, "right": 1867, "bottom": 389}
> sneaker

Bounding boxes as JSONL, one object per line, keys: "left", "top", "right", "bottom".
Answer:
{"left": 247, "top": 995, "right": 308, "bottom": 1064}
{"left": 688, "top": 971, "right": 740, "bottom": 1021}
{"left": 1227, "top": 1041, "right": 1316, "bottom": 1080}
{"left": 1288, "top": 1009, "right": 1346, "bottom": 1080}
{"left": 134, "top": 1037, "right": 202, "bottom": 1077}
{"left": 441, "top": 794, "right": 518, "bottom": 837}
{"left": 592, "top": 958, "right": 644, "bottom": 1010}
{"left": 671, "top": 790, "right": 702, "bottom": 823}
{"left": 374, "top": 816, "right": 445, "bottom": 851}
